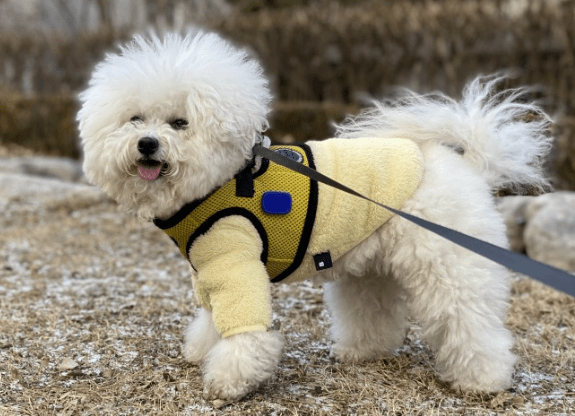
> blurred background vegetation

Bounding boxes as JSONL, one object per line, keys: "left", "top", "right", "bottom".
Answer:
{"left": 0, "top": 0, "right": 574, "bottom": 190}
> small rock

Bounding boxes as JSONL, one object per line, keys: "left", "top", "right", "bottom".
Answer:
{"left": 58, "top": 358, "right": 79, "bottom": 371}
{"left": 496, "top": 195, "right": 536, "bottom": 252}
{"left": 0, "top": 172, "right": 108, "bottom": 212}
{"left": 0, "top": 156, "right": 85, "bottom": 183}
{"left": 489, "top": 392, "right": 515, "bottom": 408}
{"left": 0, "top": 173, "right": 84, "bottom": 200}
{"left": 212, "top": 399, "right": 232, "bottom": 409}
{"left": 524, "top": 192, "right": 575, "bottom": 272}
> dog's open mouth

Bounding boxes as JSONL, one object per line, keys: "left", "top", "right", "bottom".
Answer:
{"left": 136, "top": 160, "right": 168, "bottom": 181}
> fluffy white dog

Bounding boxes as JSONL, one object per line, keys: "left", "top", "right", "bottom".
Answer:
{"left": 77, "top": 31, "right": 552, "bottom": 401}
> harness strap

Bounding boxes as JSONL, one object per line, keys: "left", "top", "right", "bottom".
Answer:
{"left": 253, "top": 143, "right": 575, "bottom": 297}
{"left": 235, "top": 159, "right": 256, "bottom": 197}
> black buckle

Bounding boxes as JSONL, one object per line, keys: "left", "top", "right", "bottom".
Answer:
{"left": 314, "top": 252, "right": 333, "bottom": 271}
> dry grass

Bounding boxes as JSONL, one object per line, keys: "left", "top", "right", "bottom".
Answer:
{"left": 0, "top": 93, "right": 80, "bottom": 159}
{"left": 0, "top": 171, "right": 573, "bottom": 415}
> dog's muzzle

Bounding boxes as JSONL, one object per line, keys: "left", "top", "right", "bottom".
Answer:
{"left": 136, "top": 137, "right": 166, "bottom": 181}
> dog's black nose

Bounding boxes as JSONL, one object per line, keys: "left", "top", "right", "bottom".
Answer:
{"left": 138, "top": 137, "right": 159, "bottom": 156}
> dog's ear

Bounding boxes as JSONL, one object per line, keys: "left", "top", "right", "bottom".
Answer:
{"left": 185, "top": 86, "right": 269, "bottom": 157}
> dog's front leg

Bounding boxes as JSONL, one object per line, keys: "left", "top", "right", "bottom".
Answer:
{"left": 200, "top": 272, "right": 283, "bottom": 402}
{"left": 187, "top": 216, "right": 284, "bottom": 401}
{"left": 182, "top": 267, "right": 222, "bottom": 363}
{"left": 202, "top": 330, "right": 284, "bottom": 401}
{"left": 183, "top": 307, "right": 221, "bottom": 363}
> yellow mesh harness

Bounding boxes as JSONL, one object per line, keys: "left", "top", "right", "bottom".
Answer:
{"left": 153, "top": 144, "right": 318, "bottom": 282}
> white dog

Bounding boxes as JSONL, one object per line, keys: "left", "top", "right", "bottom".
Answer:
{"left": 77, "top": 31, "right": 552, "bottom": 401}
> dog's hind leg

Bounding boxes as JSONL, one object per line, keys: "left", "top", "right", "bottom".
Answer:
{"left": 391, "top": 235, "right": 517, "bottom": 393}
{"left": 323, "top": 264, "right": 409, "bottom": 362}
{"left": 379, "top": 146, "right": 517, "bottom": 392}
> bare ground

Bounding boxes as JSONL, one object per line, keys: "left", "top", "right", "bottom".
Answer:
{"left": 0, "top": 169, "right": 574, "bottom": 415}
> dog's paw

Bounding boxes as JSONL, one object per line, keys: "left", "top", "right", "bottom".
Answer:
{"left": 440, "top": 345, "right": 517, "bottom": 393}
{"left": 203, "top": 378, "right": 253, "bottom": 402}
{"left": 202, "top": 331, "right": 284, "bottom": 401}
{"left": 331, "top": 343, "right": 392, "bottom": 363}
{"left": 330, "top": 331, "right": 402, "bottom": 363}
{"left": 182, "top": 309, "right": 221, "bottom": 364}
{"left": 449, "top": 371, "right": 514, "bottom": 393}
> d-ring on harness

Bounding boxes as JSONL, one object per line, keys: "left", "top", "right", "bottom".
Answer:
{"left": 253, "top": 141, "right": 575, "bottom": 297}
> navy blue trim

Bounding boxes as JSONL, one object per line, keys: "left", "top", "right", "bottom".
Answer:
{"left": 270, "top": 143, "right": 318, "bottom": 283}
{"left": 153, "top": 158, "right": 270, "bottom": 230}
{"left": 153, "top": 192, "right": 212, "bottom": 230}
{"left": 185, "top": 207, "right": 269, "bottom": 269}
{"left": 154, "top": 143, "right": 317, "bottom": 284}
{"left": 254, "top": 157, "right": 269, "bottom": 179}
{"left": 235, "top": 159, "right": 255, "bottom": 197}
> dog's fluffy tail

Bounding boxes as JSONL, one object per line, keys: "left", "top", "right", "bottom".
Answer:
{"left": 336, "top": 74, "right": 553, "bottom": 193}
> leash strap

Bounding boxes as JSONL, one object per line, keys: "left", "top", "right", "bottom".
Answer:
{"left": 253, "top": 144, "right": 575, "bottom": 297}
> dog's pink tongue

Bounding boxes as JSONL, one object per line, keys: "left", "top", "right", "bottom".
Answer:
{"left": 138, "top": 165, "right": 161, "bottom": 181}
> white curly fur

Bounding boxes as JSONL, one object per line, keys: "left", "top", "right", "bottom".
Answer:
{"left": 336, "top": 74, "right": 553, "bottom": 193}
{"left": 78, "top": 30, "right": 552, "bottom": 400}
{"left": 78, "top": 30, "right": 271, "bottom": 220}
{"left": 323, "top": 144, "right": 517, "bottom": 392}
{"left": 182, "top": 308, "right": 221, "bottom": 364}
{"left": 202, "top": 330, "right": 284, "bottom": 400}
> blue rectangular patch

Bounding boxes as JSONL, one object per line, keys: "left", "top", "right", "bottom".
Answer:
{"left": 262, "top": 191, "right": 292, "bottom": 215}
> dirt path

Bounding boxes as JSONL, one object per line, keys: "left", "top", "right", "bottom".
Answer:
{"left": 0, "top": 170, "right": 573, "bottom": 415}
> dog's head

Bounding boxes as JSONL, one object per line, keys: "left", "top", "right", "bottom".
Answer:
{"left": 77, "top": 31, "right": 272, "bottom": 220}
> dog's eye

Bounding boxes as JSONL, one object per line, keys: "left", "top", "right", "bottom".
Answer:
{"left": 130, "top": 116, "right": 144, "bottom": 124}
{"left": 170, "top": 118, "right": 188, "bottom": 130}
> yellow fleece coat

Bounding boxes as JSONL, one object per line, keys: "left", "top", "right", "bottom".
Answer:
{"left": 182, "top": 137, "right": 423, "bottom": 337}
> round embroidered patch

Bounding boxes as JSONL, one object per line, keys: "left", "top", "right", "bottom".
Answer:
{"left": 274, "top": 148, "right": 304, "bottom": 163}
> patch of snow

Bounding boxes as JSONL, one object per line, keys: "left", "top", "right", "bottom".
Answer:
{"left": 183, "top": 403, "right": 218, "bottom": 414}
{"left": 533, "top": 389, "right": 565, "bottom": 405}
{"left": 517, "top": 371, "right": 556, "bottom": 390}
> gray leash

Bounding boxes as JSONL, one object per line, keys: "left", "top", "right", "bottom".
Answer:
{"left": 253, "top": 144, "right": 575, "bottom": 297}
